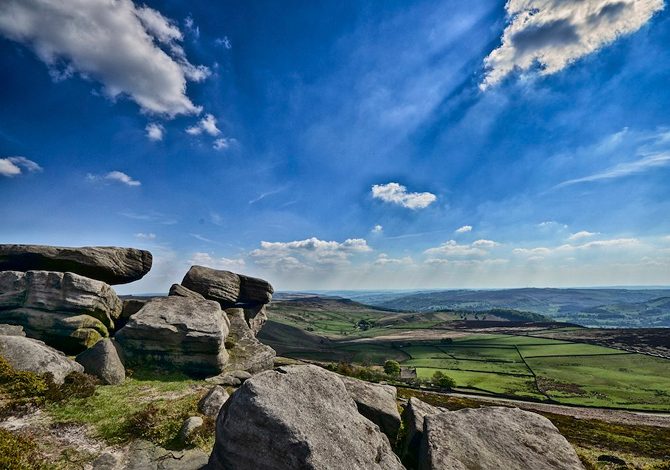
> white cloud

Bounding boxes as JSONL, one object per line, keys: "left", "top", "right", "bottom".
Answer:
{"left": 215, "top": 36, "right": 232, "bottom": 49}
{"left": 482, "top": 0, "right": 664, "bottom": 89}
{"left": 186, "top": 113, "right": 220, "bottom": 136}
{"left": 250, "top": 237, "right": 371, "bottom": 271}
{"left": 134, "top": 232, "right": 156, "bottom": 240}
{"left": 568, "top": 230, "right": 598, "bottom": 241}
{"left": 514, "top": 237, "right": 640, "bottom": 257}
{"left": 88, "top": 171, "right": 141, "bottom": 187}
{"left": 190, "top": 252, "right": 246, "bottom": 271}
{"left": 555, "top": 151, "right": 670, "bottom": 188}
{"left": 372, "top": 224, "right": 384, "bottom": 234}
{"left": 374, "top": 253, "right": 413, "bottom": 266}
{"left": 0, "top": 156, "right": 42, "bottom": 177}
{"left": 455, "top": 225, "right": 472, "bottom": 233}
{"left": 145, "top": 123, "right": 164, "bottom": 141}
{"left": 0, "top": 0, "right": 208, "bottom": 116}
{"left": 371, "top": 182, "right": 436, "bottom": 209}
{"left": 213, "top": 137, "right": 235, "bottom": 150}
{"left": 424, "top": 239, "right": 499, "bottom": 258}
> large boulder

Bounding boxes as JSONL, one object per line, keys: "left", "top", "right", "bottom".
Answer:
{"left": 115, "top": 296, "right": 230, "bottom": 377}
{"left": 0, "top": 244, "right": 152, "bottom": 285}
{"left": 208, "top": 365, "right": 404, "bottom": 470}
{"left": 0, "top": 324, "right": 25, "bottom": 337}
{"left": 420, "top": 406, "right": 584, "bottom": 470}
{"left": 168, "top": 283, "right": 206, "bottom": 300}
{"left": 181, "top": 265, "right": 273, "bottom": 307}
{"left": 199, "top": 385, "right": 230, "bottom": 417}
{"left": 223, "top": 308, "right": 275, "bottom": 374}
{"left": 400, "top": 397, "right": 440, "bottom": 468}
{"left": 340, "top": 376, "right": 401, "bottom": 443}
{"left": 75, "top": 338, "right": 125, "bottom": 385}
{"left": 0, "top": 334, "right": 83, "bottom": 384}
{"left": 0, "top": 271, "right": 122, "bottom": 352}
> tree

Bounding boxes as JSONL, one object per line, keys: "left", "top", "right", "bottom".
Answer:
{"left": 383, "top": 360, "right": 401, "bottom": 377}
{"left": 432, "top": 371, "right": 456, "bottom": 390}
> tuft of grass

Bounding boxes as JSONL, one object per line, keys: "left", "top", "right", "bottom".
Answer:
{"left": 0, "top": 428, "right": 47, "bottom": 470}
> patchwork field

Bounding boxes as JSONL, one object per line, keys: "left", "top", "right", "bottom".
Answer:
{"left": 260, "top": 297, "right": 670, "bottom": 411}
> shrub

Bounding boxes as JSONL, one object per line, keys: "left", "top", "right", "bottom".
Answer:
{"left": 383, "top": 360, "right": 401, "bottom": 377}
{"left": 0, "top": 428, "right": 46, "bottom": 469}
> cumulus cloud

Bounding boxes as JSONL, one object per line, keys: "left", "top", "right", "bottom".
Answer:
{"left": 145, "top": 123, "right": 164, "bottom": 141}
{"left": 0, "top": 0, "right": 208, "bottom": 116}
{"left": 88, "top": 171, "right": 141, "bottom": 187}
{"left": 372, "top": 224, "right": 384, "bottom": 234}
{"left": 424, "top": 239, "right": 500, "bottom": 258}
{"left": 482, "top": 0, "right": 664, "bottom": 89}
{"left": 568, "top": 230, "right": 598, "bottom": 241}
{"left": 371, "top": 182, "right": 436, "bottom": 209}
{"left": 455, "top": 225, "right": 472, "bottom": 233}
{"left": 250, "top": 237, "right": 371, "bottom": 271}
{"left": 186, "top": 114, "right": 221, "bottom": 136}
{"left": 0, "top": 156, "right": 42, "bottom": 177}
{"left": 190, "top": 252, "right": 246, "bottom": 270}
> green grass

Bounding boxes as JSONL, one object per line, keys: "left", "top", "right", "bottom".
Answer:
{"left": 46, "top": 369, "right": 212, "bottom": 448}
{"left": 414, "top": 367, "right": 543, "bottom": 399}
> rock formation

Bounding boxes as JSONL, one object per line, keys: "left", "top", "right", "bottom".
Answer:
{"left": 0, "top": 244, "right": 152, "bottom": 285}
{"left": 181, "top": 265, "right": 273, "bottom": 307}
{"left": 420, "top": 406, "right": 584, "bottom": 470}
{"left": 0, "top": 332, "right": 84, "bottom": 384}
{"left": 222, "top": 308, "right": 275, "bottom": 373}
{"left": 115, "top": 296, "right": 230, "bottom": 377}
{"left": 75, "top": 338, "right": 125, "bottom": 385}
{"left": 340, "top": 375, "right": 401, "bottom": 443}
{"left": 0, "top": 270, "right": 122, "bottom": 352}
{"left": 208, "top": 364, "right": 404, "bottom": 470}
{"left": 198, "top": 385, "right": 230, "bottom": 417}
{"left": 400, "top": 397, "right": 440, "bottom": 467}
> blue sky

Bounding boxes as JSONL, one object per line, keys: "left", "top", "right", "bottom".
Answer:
{"left": 1, "top": 0, "right": 669, "bottom": 293}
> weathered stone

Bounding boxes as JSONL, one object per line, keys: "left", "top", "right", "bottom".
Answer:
{"left": 243, "top": 304, "right": 268, "bottom": 335}
{"left": 75, "top": 338, "right": 125, "bottom": 385}
{"left": 199, "top": 386, "right": 230, "bottom": 418}
{"left": 122, "top": 440, "right": 209, "bottom": 470}
{"left": 115, "top": 296, "right": 229, "bottom": 377}
{"left": 400, "top": 397, "right": 440, "bottom": 468}
{"left": 340, "top": 375, "right": 401, "bottom": 443}
{"left": 0, "top": 323, "right": 25, "bottom": 336}
{"left": 121, "top": 298, "right": 149, "bottom": 320}
{"left": 0, "top": 334, "right": 83, "bottom": 384}
{"left": 228, "top": 369, "right": 252, "bottom": 381}
{"left": 223, "top": 308, "right": 275, "bottom": 374}
{"left": 177, "top": 416, "right": 204, "bottom": 445}
{"left": 0, "top": 271, "right": 121, "bottom": 352}
{"left": 208, "top": 365, "right": 404, "bottom": 470}
{"left": 0, "top": 244, "right": 152, "bottom": 285}
{"left": 91, "top": 452, "right": 122, "bottom": 470}
{"left": 420, "top": 406, "right": 584, "bottom": 470}
{"left": 168, "top": 283, "right": 205, "bottom": 300}
{"left": 205, "top": 373, "right": 241, "bottom": 387}
{"left": 181, "top": 265, "right": 273, "bottom": 307}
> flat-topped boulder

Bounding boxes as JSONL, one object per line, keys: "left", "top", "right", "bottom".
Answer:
{"left": 0, "top": 244, "right": 152, "bottom": 285}
{"left": 208, "top": 365, "right": 404, "bottom": 470}
{"left": 0, "top": 270, "right": 122, "bottom": 352}
{"left": 115, "top": 296, "right": 230, "bottom": 377}
{"left": 0, "top": 334, "right": 84, "bottom": 384}
{"left": 181, "top": 265, "right": 273, "bottom": 307}
{"left": 420, "top": 406, "right": 584, "bottom": 470}
{"left": 223, "top": 308, "right": 275, "bottom": 374}
{"left": 340, "top": 376, "right": 401, "bottom": 443}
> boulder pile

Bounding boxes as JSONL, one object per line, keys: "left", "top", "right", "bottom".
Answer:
{"left": 0, "top": 244, "right": 277, "bottom": 383}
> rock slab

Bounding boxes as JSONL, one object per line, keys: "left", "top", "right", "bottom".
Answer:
{"left": 420, "top": 406, "right": 584, "bottom": 470}
{"left": 75, "top": 338, "right": 125, "bottom": 385}
{"left": 0, "top": 334, "right": 83, "bottom": 384}
{"left": 223, "top": 308, "right": 275, "bottom": 374}
{"left": 340, "top": 375, "right": 401, "bottom": 443}
{"left": 0, "top": 270, "right": 122, "bottom": 352}
{"left": 0, "top": 244, "right": 152, "bottom": 285}
{"left": 181, "top": 265, "right": 273, "bottom": 307}
{"left": 115, "top": 296, "right": 229, "bottom": 377}
{"left": 208, "top": 364, "right": 404, "bottom": 470}
{"left": 400, "top": 397, "right": 440, "bottom": 468}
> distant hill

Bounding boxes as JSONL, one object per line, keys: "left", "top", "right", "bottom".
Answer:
{"left": 360, "top": 288, "right": 670, "bottom": 328}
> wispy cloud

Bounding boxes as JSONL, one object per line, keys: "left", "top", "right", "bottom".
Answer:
{"left": 88, "top": 171, "right": 141, "bottom": 187}
{"left": 455, "top": 225, "right": 472, "bottom": 234}
{"left": 555, "top": 152, "right": 670, "bottom": 188}
{"left": 190, "top": 252, "right": 245, "bottom": 271}
{"left": 0, "top": 156, "right": 42, "bottom": 177}
{"left": 135, "top": 232, "right": 156, "bottom": 240}
{"left": 482, "top": 0, "right": 664, "bottom": 89}
{"left": 567, "top": 231, "right": 598, "bottom": 241}
{"left": 249, "top": 187, "right": 286, "bottom": 204}
{"left": 190, "top": 233, "right": 217, "bottom": 243}
{"left": 371, "top": 182, "right": 436, "bottom": 209}
{"left": 186, "top": 113, "right": 220, "bottom": 136}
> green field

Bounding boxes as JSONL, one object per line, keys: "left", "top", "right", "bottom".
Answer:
{"left": 262, "top": 299, "right": 670, "bottom": 411}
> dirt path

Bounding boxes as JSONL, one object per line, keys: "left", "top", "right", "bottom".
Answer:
{"left": 443, "top": 391, "right": 670, "bottom": 428}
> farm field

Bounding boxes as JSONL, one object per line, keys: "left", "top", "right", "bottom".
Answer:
{"left": 261, "top": 297, "right": 670, "bottom": 411}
